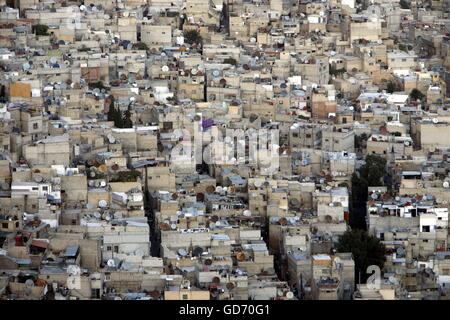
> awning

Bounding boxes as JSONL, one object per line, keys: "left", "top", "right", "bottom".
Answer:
{"left": 31, "top": 240, "right": 49, "bottom": 249}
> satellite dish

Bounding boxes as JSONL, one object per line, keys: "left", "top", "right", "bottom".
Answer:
{"left": 107, "top": 259, "right": 115, "bottom": 267}
{"left": 212, "top": 70, "right": 220, "bottom": 77}
{"left": 34, "top": 175, "right": 43, "bottom": 183}
{"left": 432, "top": 118, "right": 438, "bottom": 124}
{"left": 215, "top": 186, "right": 223, "bottom": 193}
{"left": 123, "top": 11, "right": 129, "bottom": 17}
{"left": 25, "top": 279, "right": 35, "bottom": 287}
{"left": 286, "top": 291, "right": 294, "bottom": 299}
{"left": 107, "top": 134, "right": 116, "bottom": 144}
{"left": 67, "top": 265, "right": 81, "bottom": 276}
{"left": 79, "top": 5, "right": 86, "bottom": 11}
{"left": 98, "top": 200, "right": 108, "bottom": 208}
{"left": 100, "top": 180, "right": 106, "bottom": 187}
{"left": 178, "top": 248, "right": 188, "bottom": 257}
{"left": 98, "top": 165, "right": 108, "bottom": 173}
{"left": 289, "top": 198, "right": 300, "bottom": 206}
{"left": 191, "top": 68, "right": 198, "bottom": 75}
{"left": 170, "top": 223, "right": 177, "bottom": 230}
{"left": 94, "top": 181, "right": 100, "bottom": 188}
{"left": 226, "top": 282, "right": 235, "bottom": 290}
{"left": 243, "top": 210, "right": 251, "bottom": 216}
{"left": 443, "top": 182, "right": 449, "bottom": 188}
{"left": 88, "top": 180, "right": 95, "bottom": 187}
{"left": 161, "top": 65, "right": 169, "bottom": 72}
{"left": 90, "top": 171, "right": 96, "bottom": 178}
{"left": 193, "top": 246, "right": 203, "bottom": 257}
{"left": 212, "top": 276, "right": 220, "bottom": 284}
{"left": 159, "top": 223, "right": 170, "bottom": 231}
{"left": 236, "top": 251, "right": 246, "bottom": 261}
{"left": 204, "top": 258, "right": 212, "bottom": 265}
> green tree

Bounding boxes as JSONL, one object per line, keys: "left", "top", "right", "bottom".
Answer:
{"left": 336, "top": 230, "right": 386, "bottom": 284}
{"left": 359, "top": 154, "right": 387, "bottom": 186}
{"left": 223, "top": 57, "right": 237, "bottom": 65}
{"left": 107, "top": 97, "right": 125, "bottom": 128}
{"left": 398, "top": 43, "right": 408, "bottom": 53}
{"left": 122, "top": 107, "right": 133, "bottom": 128}
{"left": 183, "top": 30, "right": 203, "bottom": 45}
{"left": 350, "top": 155, "right": 387, "bottom": 230}
{"left": 89, "top": 81, "right": 107, "bottom": 91}
{"left": 132, "top": 42, "right": 149, "bottom": 51}
{"left": 33, "top": 24, "right": 49, "bottom": 36}
{"left": 409, "top": 88, "right": 425, "bottom": 101}
{"left": 387, "top": 81, "right": 395, "bottom": 93}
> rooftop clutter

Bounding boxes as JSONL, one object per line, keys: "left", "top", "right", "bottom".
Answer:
{"left": 0, "top": 0, "right": 449, "bottom": 301}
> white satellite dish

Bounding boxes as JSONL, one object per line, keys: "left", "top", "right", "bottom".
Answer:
{"left": 107, "top": 134, "right": 116, "bottom": 144}
{"left": 170, "top": 223, "right": 177, "bottom": 230}
{"left": 432, "top": 118, "right": 438, "bottom": 124}
{"left": 107, "top": 259, "right": 115, "bottom": 267}
{"left": 88, "top": 180, "right": 95, "bottom": 187}
{"left": 79, "top": 5, "right": 86, "bottom": 11}
{"left": 161, "top": 65, "right": 169, "bottom": 72}
{"left": 95, "top": 181, "right": 100, "bottom": 188}
{"left": 25, "top": 279, "right": 35, "bottom": 287}
{"left": 443, "top": 182, "right": 449, "bottom": 188}
{"left": 213, "top": 70, "right": 220, "bottom": 77}
{"left": 243, "top": 210, "right": 251, "bottom": 216}
{"left": 250, "top": 37, "right": 256, "bottom": 43}
{"left": 67, "top": 265, "right": 81, "bottom": 276}
{"left": 178, "top": 249, "right": 188, "bottom": 257}
{"left": 191, "top": 68, "right": 198, "bottom": 75}
{"left": 99, "top": 200, "right": 108, "bottom": 208}
{"left": 286, "top": 291, "right": 294, "bottom": 299}
{"left": 34, "top": 175, "right": 43, "bottom": 183}
{"left": 123, "top": 11, "right": 129, "bottom": 17}
{"left": 100, "top": 181, "right": 106, "bottom": 187}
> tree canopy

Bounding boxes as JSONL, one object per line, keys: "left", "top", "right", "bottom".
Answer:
{"left": 359, "top": 154, "right": 387, "bottom": 187}
{"left": 336, "top": 229, "right": 386, "bottom": 284}
{"left": 132, "top": 42, "right": 149, "bottom": 51}
{"left": 33, "top": 24, "right": 49, "bottom": 36}
{"left": 183, "top": 30, "right": 203, "bottom": 45}
{"left": 350, "top": 155, "right": 387, "bottom": 230}
{"left": 409, "top": 88, "right": 425, "bottom": 101}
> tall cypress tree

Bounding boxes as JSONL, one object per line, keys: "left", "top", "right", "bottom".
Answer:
{"left": 123, "top": 107, "right": 132, "bottom": 128}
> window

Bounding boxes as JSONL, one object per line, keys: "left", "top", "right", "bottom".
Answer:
{"left": 182, "top": 294, "right": 189, "bottom": 299}
{"left": 114, "top": 246, "right": 119, "bottom": 253}
{"left": 32, "top": 187, "right": 38, "bottom": 191}
{"left": 42, "top": 186, "right": 48, "bottom": 191}
{"left": 2, "top": 223, "right": 8, "bottom": 228}
{"left": 106, "top": 246, "right": 112, "bottom": 251}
